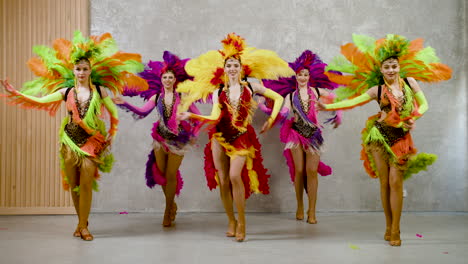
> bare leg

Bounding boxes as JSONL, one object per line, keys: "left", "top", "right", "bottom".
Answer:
{"left": 77, "top": 158, "right": 97, "bottom": 241}
{"left": 371, "top": 149, "right": 391, "bottom": 240}
{"left": 229, "top": 155, "right": 247, "bottom": 242}
{"left": 163, "top": 152, "right": 184, "bottom": 227}
{"left": 305, "top": 151, "right": 320, "bottom": 224}
{"left": 211, "top": 139, "right": 236, "bottom": 236}
{"left": 290, "top": 147, "right": 305, "bottom": 220}
{"left": 154, "top": 147, "right": 171, "bottom": 226}
{"left": 63, "top": 150, "right": 80, "bottom": 237}
{"left": 389, "top": 165, "right": 404, "bottom": 246}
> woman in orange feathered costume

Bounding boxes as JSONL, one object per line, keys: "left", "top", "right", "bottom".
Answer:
{"left": 1, "top": 31, "right": 147, "bottom": 241}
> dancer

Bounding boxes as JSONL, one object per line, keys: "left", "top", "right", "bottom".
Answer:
{"left": 318, "top": 34, "right": 452, "bottom": 246}
{"left": 113, "top": 51, "right": 199, "bottom": 227}
{"left": 178, "top": 33, "right": 294, "bottom": 241}
{"left": 1, "top": 31, "right": 147, "bottom": 241}
{"left": 262, "top": 50, "right": 342, "bottom": 223}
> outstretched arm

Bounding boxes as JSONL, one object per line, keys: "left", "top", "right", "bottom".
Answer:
{"left": 1, "top": 79, "right": 64, "bottom": 116}
{"left": 318, "top": 88, "right": 342, "bottom": 128}
{"left": 317, "top": 86, "right": 377, "bottom": 111}
{"left": 113, "top": 95, "right": 156, "bottom": 119}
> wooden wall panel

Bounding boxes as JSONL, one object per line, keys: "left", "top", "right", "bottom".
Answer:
{"left": 0, "top": 0, "right": 89, "bottom": 214}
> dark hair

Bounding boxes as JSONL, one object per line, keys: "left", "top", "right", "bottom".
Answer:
{"left": 381, "top": 56, "right": 399, "bottom": 64}
{"left": 74, "top": 57, "right": 91, "bottom": 65}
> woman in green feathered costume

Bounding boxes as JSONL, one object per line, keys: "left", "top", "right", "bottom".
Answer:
{"left": 1, "top": 31, "right": 147, "bottom": 241}
{"left": 318, "top": 34, "right": 452, "bottom": 246}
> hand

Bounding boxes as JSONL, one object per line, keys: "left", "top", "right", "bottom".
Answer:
{"left": 177, "top": 112, "right": 191, "bottom": 121}
{"left": 331, "top": 120, "right": 340, "bottom": 129}
{"left": 112, "top": 96, "right": 125, "bottom": 104}
{"left": 257, "top": 96, "right": 265, "bottom": 104}
{"left": 1, "top": 78, "right": 15, "bottom": 93}
{"left": 260, "top": 119, "right": 271, "bottom": 134}
{"left": 403, "top": 119, "right": 415, "bottom": 130}
{"left": 315, "top": 100, "right": 326, "bottom": 111}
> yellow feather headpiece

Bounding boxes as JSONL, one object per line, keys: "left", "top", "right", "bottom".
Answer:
{"left": 178, "top": 33, "right": 294, "bottom": 109}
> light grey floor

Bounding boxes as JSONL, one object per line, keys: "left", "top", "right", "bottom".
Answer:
{"left": 0, "top": 212, "right": 467, "bottom": 264}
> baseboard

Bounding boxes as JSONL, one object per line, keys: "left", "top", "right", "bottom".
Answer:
{"left": 0, "top": 207, "right": 76, "bottom": 215}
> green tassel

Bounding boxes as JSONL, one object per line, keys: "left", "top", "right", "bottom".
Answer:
{"left": 92, "top": 180, "right": 99, "bottom": 192}
{"left": 98, "top": 153, "right": 115, "bottom": 173}
{"left": 72, "top": 185, "right": 80, "bottom": 194}
{"left": 403, "top": 153, "right": 437, "bottom": 180}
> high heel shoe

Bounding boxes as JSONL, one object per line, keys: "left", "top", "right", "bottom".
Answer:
{"left": 306, "top": 211, "right": 317, "bottom": 224}
{"left": 74, "top": 221, "right": 88, "bottom": 237}
{"left": 170, "top": 202, "right": 177, "bottom": 222}
{"left": 73, "top": 227, "right": 81, "bottom": 237}
{"left": 235, "top": 223, "right": 245, "bottom": 242}
{"left": 296, "top": 209, "right": 304, "bottom": 220}
{"left": 389, "top": 231, "right": 401, "bottom": 246}
{"left": 226, "top": 220, "right": 237, "bottom": 237}
{"left": 384, "top": 227, "right": 391, "bottom": 241}
{"left": 162, "top": 209, "right": 172, "bottom": 227}
{"left": 79, "top": 227, "right": 94, "bottom": 241}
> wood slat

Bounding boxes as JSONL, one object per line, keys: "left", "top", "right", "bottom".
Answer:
{"left": 0, "top": 0, "right": 89, "bottom": 214}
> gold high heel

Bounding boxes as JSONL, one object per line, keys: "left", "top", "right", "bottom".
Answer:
{"left": 389, "top": 231, "right": 401, "bottom": 246}
{"left": 79, "top": 227, "right": 94, "bottom": 241}
{"left": 306, "top": 211, "right": 317, "bottom": 224}
{"left": 235, "top": 223, "right": 245, "bottom": 242}
{"left": 170, "top": 202, "right": 177, "bottom": 222}
{"left": 226, "top": 220, "right": 237, "bottom": 237}
{"left": 384, "top": 227, "right": 391, "bottom": 241}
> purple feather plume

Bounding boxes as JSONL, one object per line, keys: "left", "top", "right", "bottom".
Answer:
{"left": 263, "top": 50, "right": 340, "bottom": 99}
{"left": 125, "top": 51, "right": 193, "bottom": 100}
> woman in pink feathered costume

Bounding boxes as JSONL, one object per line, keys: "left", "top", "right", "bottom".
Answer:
{"left": 262, "top": 50, "right": 342, "bottom": 223}
{"left": 113, "top": 51, "right": 200, "bottom": 227}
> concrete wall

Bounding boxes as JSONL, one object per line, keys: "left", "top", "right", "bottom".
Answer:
{"left": 90, "top": 0, "right": 467, "bottom": 212}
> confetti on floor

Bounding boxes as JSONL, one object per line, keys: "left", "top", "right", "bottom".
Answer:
{"left": 119, "top": 211, "right": 128, "bottom": 214}
{"left": 349, "top": 244, "right": 360, "bottom": 250}
{"left": 416, "top": 234, "right": 423, "bottom": 238}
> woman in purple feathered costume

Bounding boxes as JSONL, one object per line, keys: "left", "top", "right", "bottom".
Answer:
{"left": 262, "top": 50, "right": 342, "bottom": 223}
{"left": 113, "top": 51, "right": 200, "bottom": 227}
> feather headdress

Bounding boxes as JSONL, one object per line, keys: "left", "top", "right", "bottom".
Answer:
{"left": 124, "top": 51, "right": 192, "bottom": 100}
{"left": 178, "top": 33, "right": 294, "bottom": 109}
{"left": 326, "top": 34, "right": 452, "bottom": 101}
{"left": 21, "top": 30, "right": 147, "bottom": 98}
{"left": 263, "top": 50, "right": 339, "bottom": 97}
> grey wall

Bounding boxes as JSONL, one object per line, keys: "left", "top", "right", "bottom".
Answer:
{"left": 90, "top": 0, "right": 467, "bottom": 212}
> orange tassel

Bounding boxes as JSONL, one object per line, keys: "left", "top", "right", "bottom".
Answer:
{"left": 390, "top": 133, "right": 417, "bottom": 164}
{"left": 360, "top": 145, "right": 377, "bottom": 178}
{"left": 80, "top": 132, "right": 106, "bottom": 157}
